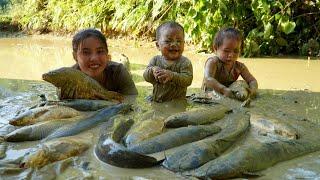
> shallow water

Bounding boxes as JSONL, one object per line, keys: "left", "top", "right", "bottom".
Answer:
{"left": 0, "top": 35, "right": 320, "bottom": 179}
{"left": 1, "top": 35, "right": 320, "bottom": 91}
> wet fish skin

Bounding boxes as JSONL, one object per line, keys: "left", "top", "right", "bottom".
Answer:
{"left": 20, "top": 136, "right": 90, "bottom": 168}
{"left": 4, "top": 117, "right": 83, "bottom": 142}
{"left": 111, "top": 118, "right": 134, "bottom": 143}
{"left": 8, "top": 106, "right": 54, "bottom": 126}
{"left": 44, "top": 104, "right": 132, "bottom": 141}
{"left": 128, "top": 124, "right": 221, "bottom": 154}
{"left": 162, "top": 111, "right": 250, "bottom": 171}
{"left": 95, "top": 135, "right": 159, "bottom": 168}
{"left": 11, "top": 106, "right": 82, "bottom": 127}
{"left": 125, "top": 118, "right": 164, "bottom": 146}
{"left": 0, "top": 124, "right": 17, "bottom": 137}
{"left": 188, "top": 136, "right": 320, "bottom": 179}
{"left": 229, "top": 80, "right": 249, "bottom": 101}
{"left": 46, "top": 99, "right": 118, "bottom": 111}
{"left": 165, "top": 105, "right": 231, "bottom": 128}
{"left": 252, "top": 116, "right": 299, "bottom": 140}
{"left": 42, "top": 67, "right": 124, "bottom": 102}
{"left": 0, "top": 137, "right": 7, "bottom": 159}
{"left": 95, "top": 114, "right": 159, "bottom": 168}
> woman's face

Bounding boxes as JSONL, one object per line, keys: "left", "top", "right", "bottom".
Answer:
{"left": 74, "top": 36, "right": 110, "bottom": 79}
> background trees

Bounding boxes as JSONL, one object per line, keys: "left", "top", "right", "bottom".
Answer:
{"left": 2, "top": 0, "right": 320, "bottom": 57}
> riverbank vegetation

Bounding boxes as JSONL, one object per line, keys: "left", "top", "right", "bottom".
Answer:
{"left": 0, "top": 0, "right": 319, "bottom": 57}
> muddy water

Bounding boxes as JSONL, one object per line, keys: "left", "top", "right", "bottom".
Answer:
{"left": 1, "top": 35, "right": 320, "bottom": 91}
{"left": 0, "top": 35, "right": 320, "bottom": 179}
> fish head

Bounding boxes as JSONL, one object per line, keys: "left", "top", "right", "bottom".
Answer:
{"left": 42, "top": 67, "right": 74, "bottom": 86}
{"left": 117, "top": 103, "right": 133, "bottom": 114}
{"left": 5, "top": 127, "right": 32, "bottom": 142}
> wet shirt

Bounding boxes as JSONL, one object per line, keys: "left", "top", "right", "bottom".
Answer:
{"left": 202, "top": 56, "right": 249, "bottom": 91}
{"left": 143, "top": 55, "right": 193, "bottom": 102}
{"left": 73, "top": 61, "right": 138, "bottom": 95}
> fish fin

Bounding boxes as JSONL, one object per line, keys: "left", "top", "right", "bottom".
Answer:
{"left": 242, "top": 171, "right": 263, "bottom": 177}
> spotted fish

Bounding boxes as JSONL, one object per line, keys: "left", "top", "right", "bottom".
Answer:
{"left": 42, "top": 67, "right": 123, "bottom": 102}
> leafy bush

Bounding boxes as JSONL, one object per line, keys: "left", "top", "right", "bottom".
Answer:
{"left": 3, "top": 0, "right": 320, "bottom": 57}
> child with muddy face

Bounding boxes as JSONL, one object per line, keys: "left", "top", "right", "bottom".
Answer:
{"left": 202, "top": 27, "right": 258, "bottom": 99}
{"left": 72, "top": 28, "right": 138, "bottom": 95}
{"left": 143, "top": 21, "right": 193, "bottom": 103}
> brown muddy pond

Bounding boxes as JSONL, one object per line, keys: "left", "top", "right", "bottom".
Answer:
{"left": 0, "top": 35, "right": 320, "bottom": 179}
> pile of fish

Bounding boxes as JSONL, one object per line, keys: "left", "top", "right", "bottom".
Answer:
{"left": 0, "top": 99, "right": 131, "bottom": 170}
{"left": 1, "top": 68, "right": 320, "bottom": 180}
{"left": 93, "top": 101, "right": 320, "bottom": 179}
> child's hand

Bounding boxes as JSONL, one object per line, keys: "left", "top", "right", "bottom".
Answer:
{"left": 152, "top": 66, "right": 162, "bottom": 82}
{"left": 247, "top": 87, "right": 257, "bottom": 98}
{"left": 157, "top": 69, "right": 173, "bottom": 84}
{"left": 222, "top": 87, "right": 234, "bottom": 98}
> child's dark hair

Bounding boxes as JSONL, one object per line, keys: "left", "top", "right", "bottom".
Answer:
{"left": 214, "top": 27, "right": 242, "bottom": 48}
{"left": 72, "top": 28, "right": 108, "bottom": 53}
{"left": 156, "top": 21, "right": 184, "bottom": 41}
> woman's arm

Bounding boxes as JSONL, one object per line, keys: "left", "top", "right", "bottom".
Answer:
{"left": 118, "top": 64, "right": 138, "bottom": 95}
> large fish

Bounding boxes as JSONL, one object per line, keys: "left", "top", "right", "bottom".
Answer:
{"left": 0, "top": 137, "right": 7, "bottom": 159}
{"left": 5, "top": 116, "right": 85, "bottom": 142}
{"left": 42, "top": 67, "right": 124, "bottom": 102}
{"left": 0, "top": 124, "right": 17, "bottom": 137}
{"left": 251, "top": 115, "right": 299, "bottom": 140}
{"left": 164, "top": 104, "right": 231, "bottom": 128}
{"left": 125, "top": 118, "right": 165, "bottom": 146}
{"left": 162, "top": 111, "right": 250, "bottom": 171}
{"left": 187, "top": 120, "right": 320, "bottom": 179}
{"left": 9, "top": 105, "right": 82, "bottom": 126}
{"left": 95, "top": 115, "right": 159, "bottom": 168}
{"left": 20, "top": 135, "right": 91, "bottom": 168}
{"left": 44, "top": 103, "right": 131, "bottom": 141}
{"left": 95, "top": 136, "right": 159, "bottom": 168}
{"left": 8, "top": 106, "right": 55, "bottom": 126}
{"left": 229, "top": 80, "right": 250, "bottom": 101}
{"left": 109, "top": 116, "right": 134, "bottom": 143}
{"left": 46, "top": 99, "right": 118, "bottom": 111}
{"left": 128, "top": 124, "right": 221, "bottom": 154}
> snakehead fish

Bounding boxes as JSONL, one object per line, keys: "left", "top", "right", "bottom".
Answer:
{"left": 42, "top": 67, "right": 123, "bottom": 102}
{"left": 128, "top": 124, "right": 221, "bottom": 154}
{"left": 165, "top": 104, "right": 231, "bottom": 128}
{"left": 95, "top": 115, "right": 159, "bottom": 168}
{"left": 44, "top": 103, "right": 131, "bottom": 141}
{"left": 45, "top": 99, "right": 118, "bottom": 111}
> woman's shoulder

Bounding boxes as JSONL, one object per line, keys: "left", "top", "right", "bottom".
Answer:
{"left": 105, "top": 61, "right": 127, "bottom": 73}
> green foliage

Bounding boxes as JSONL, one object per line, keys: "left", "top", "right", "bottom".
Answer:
{"left": 4, "top": 0, "right": 320, "bottom": 57}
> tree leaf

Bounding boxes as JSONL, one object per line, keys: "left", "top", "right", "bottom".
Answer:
{"left": 280, "top": 20, "right": 296, "bottom": 35}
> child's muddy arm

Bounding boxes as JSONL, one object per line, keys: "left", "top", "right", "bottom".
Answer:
{"left": 143, "top": 58, "right": 158, "bottom": 84}
{"left": 240, "top": 65, "right": 258, "bottom": 97}
{"left": 171, "top": 60, "right": 193, "bottom": 87}
{"left": 204, "top": 58, "right": 229, "bottom": 95}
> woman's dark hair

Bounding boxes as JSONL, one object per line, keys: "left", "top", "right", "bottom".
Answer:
{"left": 72, "top": 28, "right": 108, "bottom": 53}
{"left": 156, "top": 21, "right": 184, "bottom": 41}
{"left": 213, "top": 27, "right": 242, "bottom": 48}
